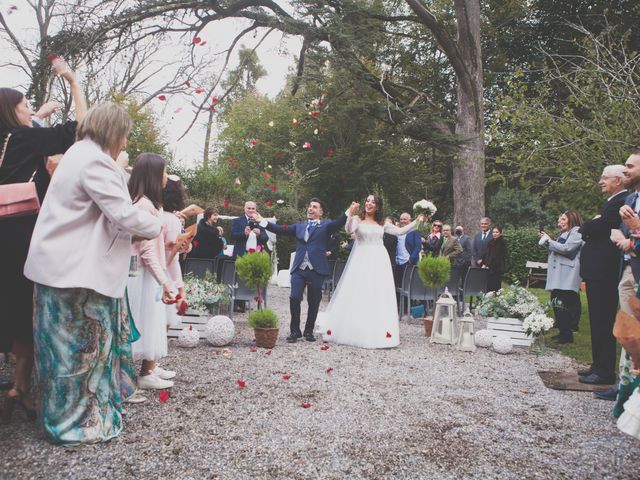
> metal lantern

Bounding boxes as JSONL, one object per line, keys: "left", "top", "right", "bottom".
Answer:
{"left": 430, "top": 288, "right": 458, "bottom": 345}
{"left": 456, "top": 309, "right": 476, "bottom": 352}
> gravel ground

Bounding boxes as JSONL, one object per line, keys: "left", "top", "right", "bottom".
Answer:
{"left": 1, "top": 285, "right": 639, "bottom": 479}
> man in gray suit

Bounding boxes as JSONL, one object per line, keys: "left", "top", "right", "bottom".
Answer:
{"left": 472, "top": 217, "right": 492, "bottom": 266}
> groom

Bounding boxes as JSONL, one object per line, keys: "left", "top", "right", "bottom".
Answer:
{"left": 254, "top": 198, "right": 355, "bottom": 342}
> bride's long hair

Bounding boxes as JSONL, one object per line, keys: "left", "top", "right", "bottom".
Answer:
{"left": 359, "top": 192, "right": 384, "bottom": 225}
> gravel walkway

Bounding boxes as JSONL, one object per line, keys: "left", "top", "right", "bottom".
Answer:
{"left": 1, "top": 285, "right": 638, "bottom": 479}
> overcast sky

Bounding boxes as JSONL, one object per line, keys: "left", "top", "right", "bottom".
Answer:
{"left": 0, "top": 0, "right": 302, "bottom": 166}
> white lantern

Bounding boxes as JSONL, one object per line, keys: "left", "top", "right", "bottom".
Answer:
{"left": 430, "top": 288, "right": 458, "bottom": 345}
{"left": 456, "top": 310, "right": 476, "bottom": 352}
{"left": 475, "top": 329, "right": 493, "bottom": 348}
{"left": 178, "top": 325, "right": 200, "bottom": 348}
{"left": 205, "top": 315, "right": 235, "bottom": 346}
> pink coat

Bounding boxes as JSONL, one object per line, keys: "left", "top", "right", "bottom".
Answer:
{"left": 131, "top": 197, "right": 169, "bottom": 287}
{"left": 162, "top": 211, "right": 184, "bottom": 290}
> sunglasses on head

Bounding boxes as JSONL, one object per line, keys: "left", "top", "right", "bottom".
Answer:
{"left": 434, "top": 224, "right": 442, "bottom": 228}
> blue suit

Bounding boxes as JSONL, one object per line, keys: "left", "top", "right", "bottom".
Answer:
{"left": 404, "top": 230, "right": 423, "bottom": 265}
{"left": 231, "top": 215, "right": 269, "bottom": 257}
{"left": 264, "top": 214, "right": 347, "bottom": 335}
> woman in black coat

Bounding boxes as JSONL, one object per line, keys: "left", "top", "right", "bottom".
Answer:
{"left": 0, "top": 61, "right": 86, "bottom": 422}
{"left": 482, "top": 227, "right": 508, "bottom": 292}
{"left": 188, "top": 207, "right": 223, "bottom": 259}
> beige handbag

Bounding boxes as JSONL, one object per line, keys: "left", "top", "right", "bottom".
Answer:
{"left": 0, "top": 133, "right": 40, "bottom": 218}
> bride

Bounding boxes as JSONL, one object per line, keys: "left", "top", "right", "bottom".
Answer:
{"left": 316, "top": 193, "right": 425, "bottom": 348}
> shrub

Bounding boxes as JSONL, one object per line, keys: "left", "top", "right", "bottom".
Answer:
{"left": 235, "top": 251, "right": 272, "bottom": 290}
{"left": 248, "top": 308, "right": 279, "bottom": 329}
{"left": 501, "top": 227, "right": 549, "bottom": 284}
{"left": 417, "top": 256, "right": 451, "bottom": 288}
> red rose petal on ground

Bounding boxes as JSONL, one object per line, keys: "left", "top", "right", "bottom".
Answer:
{"left": 282, "top": 374, "right": 291, "bottom": 380}
{"left": 320, "top": 345, "right": 329, "bottom": 351}
{"left": 236, "top": 379, "right": 246, "bottom": 389}
{"left": 249, "top": 346, "right": 257, "bottom": 352}
{"left": 326, "top": 367, "right": 333, "bottom": 374}
{"left": 158, "top": 390, "right": 170, "bottom": 403}
{"left": 157, "top": 95, "right": 167, "bottom": 101}
{"left": 195, "top": 88, "right": 204, "bottom": 94}
{"left": 301, "top": 403, "right": 312, "bottom": 409}
{"left": 326, "top": 330, "right": 332, "bottom": 335}
{"left": 193, "top": 36, "right": 201, "bottom": 44}
{"left": 223, "top": 200, "right": 230, "bottom": 207}
{"left": 47, "top": 53, "right": 60, "bottom": 63}
{"left": 386, "top": 332, "right": 392, "bottom": 338}
{"left": 265, "top": 350, "right": 272, "bottom": 356}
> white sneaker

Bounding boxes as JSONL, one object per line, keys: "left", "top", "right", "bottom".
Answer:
{"left": 138, "top": 373, "right": 174, "bottom": 390}
{"left": 152, "top": 365, "right": 176, "bottom": 380}
{"left": 124, "top": 390, "right": 148, "bottom": 404}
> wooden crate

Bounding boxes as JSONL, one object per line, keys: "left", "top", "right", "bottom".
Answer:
{"left": 486, "top": 317, "right": 533, "bottom": 347}
{"left": 167, "top": 312, "right": 209, "bottom": 339}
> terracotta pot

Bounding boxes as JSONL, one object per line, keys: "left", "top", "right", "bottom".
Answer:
{"left": 423, "top": 317, "right": 434, "bottom": 337}
{"left": 254, "top": 327, "right": 279, "bottom": 349}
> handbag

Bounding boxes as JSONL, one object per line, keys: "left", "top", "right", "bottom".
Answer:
{"left": 0, "top": 133, "right": 40, "bottom": 218}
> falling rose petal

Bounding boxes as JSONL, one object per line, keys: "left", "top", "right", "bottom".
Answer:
{"left": 271, "top": 185, "right": 277, "bottom": 191}
{"left": 212, "top": 96, "right": 220, "bottom": 103}
{"left": 326, "top": 330, "right": 332, "bottom": 336}
{"left": 251, "top": 139, "right": 258, "bottom": 146}
{"left": 7, "top": 5, "right": 18, "bottom": 15}
{"left": 318, "top": 101, "right": 325, "bottom": 107}
{"left": 249, "top": 346, "right": 257, "bottom": 352}
{"left": 327, "top": 148, "right": 334, "bottom": 157}
{"left": 263, "top": 172, "right": 271, "bottom": 179}
{"left": 311, "top": 111, "right": 319, "bottom": 117}
{"left": 248, "top": 248, "right": 256, "bottom": 253}
{"left": 265, "top": 350, "right": 272, "bottom": 356}
{"left": 47, "top": 53, "right": 60, "bottom": 63}
{"left": 209, "top": 105, "right": 216, "bottom": 112}
{"left": 320, "top": 345, "right": 329, "bottom": 351}
{"left": 254, "top": 296, "right": 260, "bottom": 302}
{"left": 236, "top": 379, "right": 246, "bottom": 389}
{"left": 282, "top": 374, "right": 291, "bottom": 380}
{"left": 195, "top": 88, "right": 204, "bottom": 94}
{"left": 223, "top": 199, "right": 230, "bottom": 207}
{"left": 326, "top": 367, "right": 334, "bottom": 374}
{"left": 302, "top": 142, "right": 311, "bottom": 149}
{"left": 268, "top": 121, "right": 274, "bottom": 127}
{"left": 173, "top": 107, "right": 182, "bottom": 113}
{"left": 158, "top": 390, "right": 170, "bottom": 403}
{"left": 193, "top": 36, "right": 201, "bottom": 44}
{"left": 184, "top": 80, "right": 191, "bottom": 88}
{"left": 301, "top": 403, "right": 312, "bottom": 409}
{"left": 234, "top": 177, "right": 241, "bottom": 185}
{"left": 189, "top": 325, "right": 193, "bottom": 331}
{"left": 232, "top": 163, "right": 238, "bottom": 169}
{"left": 386, "top": 332, "right": 392, "bottom": 338}
{"left": 157, "top": 95, "right": 167, "bottom": 101}
{"left": 200, "top": 41, "right": 207, "bottom": 46}
{"left": 265, "top": 201, "right": 273, "bottom": 207}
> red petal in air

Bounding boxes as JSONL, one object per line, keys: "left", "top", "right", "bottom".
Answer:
{"left": 326, "top": 330, "right": 332, "bottom": 335}
{"left": 157, "top": 95, "right": 167, "bottom": 101}
{"left": 271, "top": 185, "right": 277, "bottom": 191}
{"left": 265, "top": 201, "right": 273, "bottom": 207}
{"left": 47, "top": 53, "right": 60, "bottom": 63}
{"left": 248, "top": 248, "right": 256, "bottom": 253}
{"left": 184, "top": 80, "right": 191, "bottom": 87}
{"left": 158, "top": 390, "right": 170, "bottom": 403}
{"left": 251, "top": 139, "right": 257, "bottom": 145}
{"left": 223, "top": 200, "right": 230, "bottom": 207}
{"left": 209, "top": 105, "right": 216, "bottom": 112}
{"left": 320, "top": 345, "right": 329, "bottom": 351}
{"left": 263, "top": 172, "right": 271, "bottom": 178}
{"left": 232, "top": 163, "right": 238, "bottom": 169}
{"left": 195, "top": 88, "right": 204, "bottom": 94}
{"left": 282, "top": 374, "right": 291, "bottom": 380}
{"left": 386, "top": 331, "right": 392, "bottom": 338}
{"left": 212, "top": 96, "right": 220, "bottom": 103}
{"left": 265, "top": 350, "right": 272, "bottom": 356}
{"left": 327, "top": 148, "right": 334, "bottom": 157}
{"left": 301, "top": 403, "right": 312, "bottom": 409}
{"left": 193, "top": 36, "right": 201, "bottom": 44}
{"left": 318, "top": 101, "right": 325, "bottom": 107}
{"left": 236, "top": 379, "right": 246, "bottom": 389}
{"left": 200, "top": 41, "right": 207, "bottom": 46}
{"left": 189, "top": 325, "right": 193, "bottom": 331}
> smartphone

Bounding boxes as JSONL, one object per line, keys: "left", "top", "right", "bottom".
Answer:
{"left": 538, "top": 223, "right": 545, "bottom": 233}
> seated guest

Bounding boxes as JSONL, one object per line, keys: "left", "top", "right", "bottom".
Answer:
{"left": 440, "top": 225, "right": 463, "bottom": 262}
{"left": 231, "top": 201, "right": 269, "bottom": 257}
{"left": 189, "top": 207, "right": 223, "bottom": 259}
{"left": 23, "top": 102, "right": 161, "bottom": 445}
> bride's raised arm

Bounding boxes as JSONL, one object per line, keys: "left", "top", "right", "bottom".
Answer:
{"left": 345, "top": 201, "right": 361, "bottom": 234}
{"left": 384, "top": 214, "right": 426, "bottom": 236}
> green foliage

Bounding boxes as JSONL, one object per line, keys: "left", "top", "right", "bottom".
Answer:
{"left": 488, "top": 188, "right": 554, "bottom": 229}
{"left": 247, "top": 308, "right": 279, "bottom": 329}
{"left": 417, "top": 256, "right": 451, "bottom": 288}
{"left": 234, "top": 252, "right": 272, "bottom": 290}
{"left": 501, "top": 228, "right": 549, "bottom": 284}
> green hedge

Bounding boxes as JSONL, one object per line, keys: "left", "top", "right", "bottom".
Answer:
{"left": 502, "top": 227, "right": 549, "bottom": 284}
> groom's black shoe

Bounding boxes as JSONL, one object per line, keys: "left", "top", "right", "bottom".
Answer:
{"left": 287, "top": 332, "right": 302, "bottom": 343}
{"left": 579, "top": 373, "right": 616, "bottom": 385}
{"left": 303, "top": 331, "right": 316, "bottom": 342}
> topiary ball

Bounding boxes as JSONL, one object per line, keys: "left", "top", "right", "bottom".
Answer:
{"left": 205, "top": 315, "right": 235, "bottom": 346}
{"left": 475, "top": 329, "right": 493, "bottom": 348}
{"left": 492, "top": 335, "right": 513, "bottom": 354}
{"left": 178, "top": 325, "right": 200, "bottom": 348}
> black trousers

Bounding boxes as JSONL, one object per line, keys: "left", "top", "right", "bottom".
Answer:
{"left": 289, "top": 268, "right": 324, "bottom": 335}
{"left": 551, "top": 289, "right": 581, "bottom": 341}
{"left": 487, "top": 271, "right": 502, "bottom": 292}
{"left": 585, "top": 280, "right": 618, "bottom": 378}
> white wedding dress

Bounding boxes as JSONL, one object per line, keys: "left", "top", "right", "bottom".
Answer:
{"left": 316, "top": 215, "right": 419, "bottom": 349}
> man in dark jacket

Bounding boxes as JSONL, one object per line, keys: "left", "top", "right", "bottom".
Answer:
{"left": 579, "top": 165, "right": 627, "bottom": 385}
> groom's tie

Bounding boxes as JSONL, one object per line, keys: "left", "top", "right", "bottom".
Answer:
{"left": 305, "top": 220, "right": 315, "bottom": 241}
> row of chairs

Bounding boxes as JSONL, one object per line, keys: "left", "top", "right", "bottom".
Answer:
{"left": 397, "top": 266, "right": 489, "bottom": 317}
{"left": 323, "top": 259, "right": 347, "bottom": 298}
{"left": 182, "top": 257, "right": 267, "bottom": 318}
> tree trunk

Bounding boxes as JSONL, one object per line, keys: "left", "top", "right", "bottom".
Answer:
{"left": 452, "top": 0, "right": 485, "bottom": 235}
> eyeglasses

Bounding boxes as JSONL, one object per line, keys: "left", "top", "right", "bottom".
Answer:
{"left": 434, "top": 224, "right": 443, "bottom": 228}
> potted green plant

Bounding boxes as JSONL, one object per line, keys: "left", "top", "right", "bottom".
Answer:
{"left": 235, "top": 251, "right": 279, "bottom": 347}
{"left": 417, "top": 256, "right": 451, "bottom": 336}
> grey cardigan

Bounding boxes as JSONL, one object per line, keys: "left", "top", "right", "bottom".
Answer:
{"left": 545, "top": 226, "right": 584, "bottom": 292}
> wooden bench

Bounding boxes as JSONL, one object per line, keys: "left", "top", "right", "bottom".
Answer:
{"left": 525, "top": 261, "right": 548, "bottom": 288}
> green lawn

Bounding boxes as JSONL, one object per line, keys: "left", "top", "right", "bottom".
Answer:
{"left": 527, "top": 287, "right": 621, "bottom": 366}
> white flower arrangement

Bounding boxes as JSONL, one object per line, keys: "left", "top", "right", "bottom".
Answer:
{"left": 183, "top": 273, "right": 231, "bottom": 313}
{"left": 477, "top": 284, "right": 544, "bottom": 320}
{"left": 522, "top": 313, "right": 555, "bottom": 337}
{"left": 413, "top": 199, "right": 437, "bottom": 217}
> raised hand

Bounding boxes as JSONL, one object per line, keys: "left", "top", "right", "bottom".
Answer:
{"left": 252, "top": 211, "right": 263, "bottom": 223}
{"left": 416, "top": 214, "right": 426, "bottom": 223}
{"left": 348, "top": 202, "right": 360, "bottom": 216}
{"left": 51, "top": 57, "right": 76, "bottom": 84}
{"left": 34, "top": 101, "right": 62, "bottom": 120}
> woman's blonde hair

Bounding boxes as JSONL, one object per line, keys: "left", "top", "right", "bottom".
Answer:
{"left": 76, "top": 102, "right": 131, "bottom": 153}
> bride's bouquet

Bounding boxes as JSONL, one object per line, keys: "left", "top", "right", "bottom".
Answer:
{"left": 413, "top": 199, "right": 437, "bottom": 218}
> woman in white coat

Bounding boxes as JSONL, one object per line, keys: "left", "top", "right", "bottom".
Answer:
{"left": 539, "top": 210, "right": 584, "bottom": 344}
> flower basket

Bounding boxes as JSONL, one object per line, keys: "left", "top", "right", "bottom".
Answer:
{"left": 183, "top": 272, "right": 231, "bottom": 314}
{"left": 248, "top": 308, "right": 279, "bottom": 348}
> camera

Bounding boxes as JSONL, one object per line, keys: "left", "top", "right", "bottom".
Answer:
{"left": 247, "top": 220, "right": 258, "bottom": 230}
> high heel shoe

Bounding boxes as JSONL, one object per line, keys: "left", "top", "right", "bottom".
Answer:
{"left": 1, "top": 391, "right": 37, "bottom": 424}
